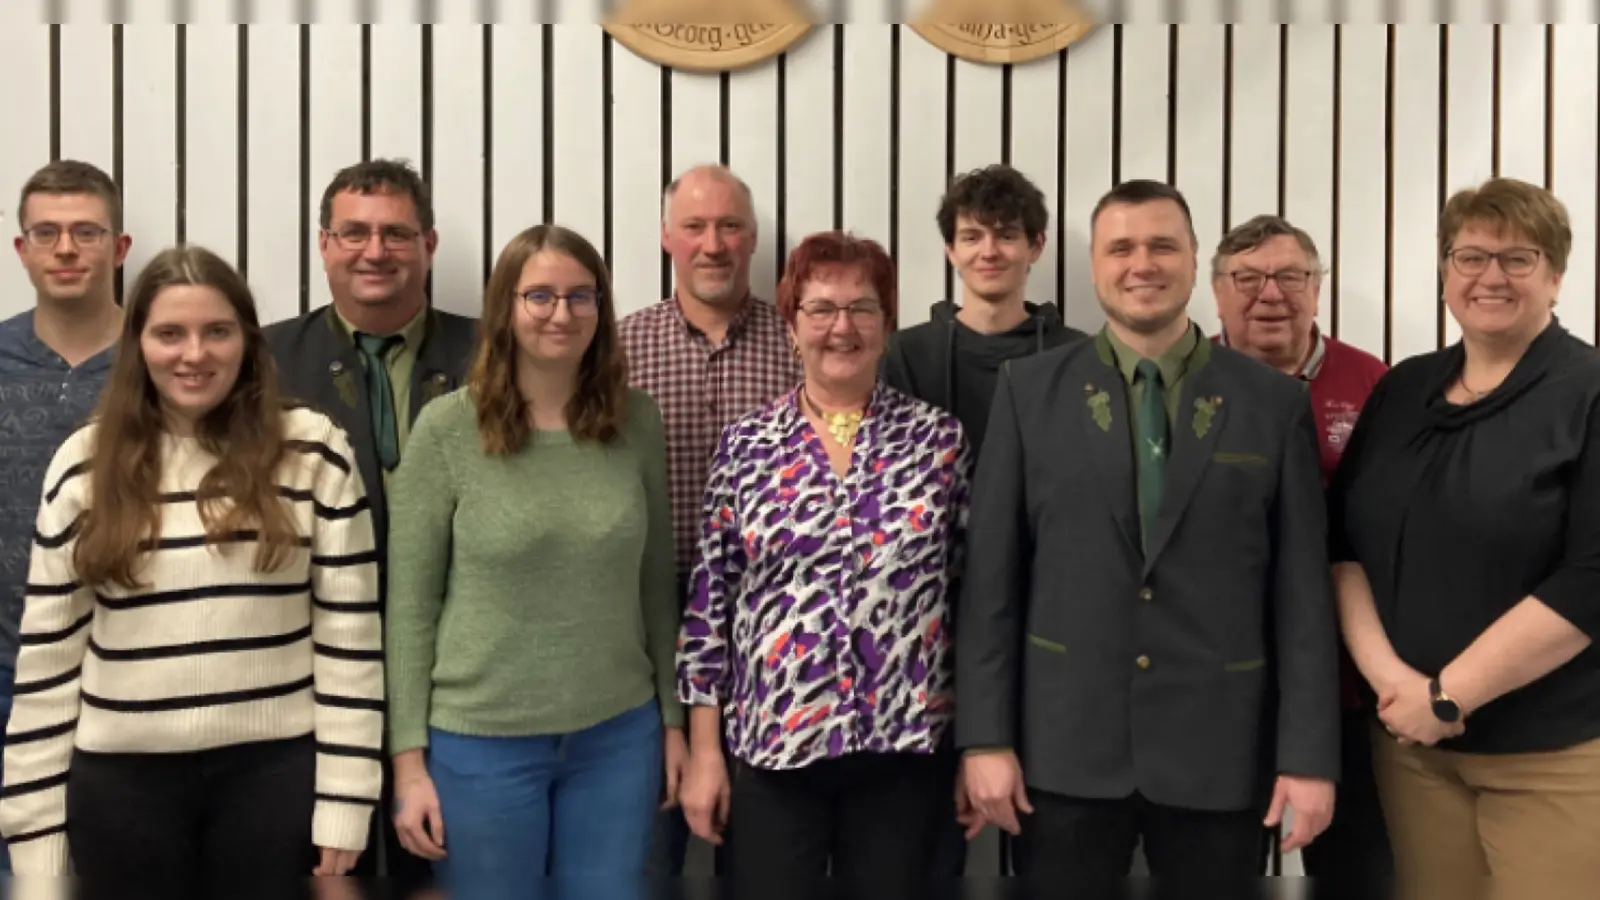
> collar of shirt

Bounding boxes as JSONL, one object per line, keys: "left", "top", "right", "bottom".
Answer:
{"left": 332, "top": 302, "right": 430, "bottom": 352}
{"left": 1218, "top": 325, "right": 1327, "bottom": 381}
{"left": 1103, "top": 320, "right": 1201, "bottom": 387}
{"left": 0, "top": 309, "right": 117, "bottom": 372}
{"left": 670, "top": 292, "right": 758, "bottom": 349}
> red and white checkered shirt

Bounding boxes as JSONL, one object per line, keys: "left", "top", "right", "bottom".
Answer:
{"left": 620, "top": 295, "right": 802, "bottom": 575}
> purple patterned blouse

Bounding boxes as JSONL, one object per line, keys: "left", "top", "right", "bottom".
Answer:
{"left": 676, "top": 382, "right": 972, "bottom": 771}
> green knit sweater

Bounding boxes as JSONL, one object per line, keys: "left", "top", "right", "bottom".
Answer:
{"left": 385, "top": 387, "right": 684, "bottom": 755}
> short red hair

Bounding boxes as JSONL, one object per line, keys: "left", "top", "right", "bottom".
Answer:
{"left": 776, "top": 231, "right": 898, "bottom": 329}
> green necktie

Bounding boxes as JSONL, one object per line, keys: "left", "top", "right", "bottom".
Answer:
{"left": 1134, "top": 358, "right": 1169, "bottom": 550}
{"left": 355, "top": 332, "right": 402, "bottom": 471}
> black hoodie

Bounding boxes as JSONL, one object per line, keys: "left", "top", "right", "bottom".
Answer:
{"left": 882, "top": 300, "right": 1087, "bottom": 458}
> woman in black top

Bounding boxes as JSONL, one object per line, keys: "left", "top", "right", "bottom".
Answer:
{"left": 1329, "top": 177, "right": 1600, "bottom": 900}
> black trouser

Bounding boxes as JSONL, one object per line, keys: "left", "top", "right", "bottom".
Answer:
{"left": 1012, "top": 789, "right": 1265, "bottom": 897}
{"left": 728, "top": 751, "right": 944, "bottom": 900}
{"left": 1300, "top": 708, "right": 1394, "bottom": 886}
{"left": 66, "top": 735, "right": 326, "bottom": 900}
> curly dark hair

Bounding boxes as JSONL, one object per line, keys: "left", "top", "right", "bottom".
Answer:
{"left": 936, "top": 164, "right": 1050, "bottom": 245}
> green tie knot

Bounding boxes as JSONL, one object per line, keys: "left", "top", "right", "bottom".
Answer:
{"left": 1135, "top": 358, "right": 1163, "bottom": 388}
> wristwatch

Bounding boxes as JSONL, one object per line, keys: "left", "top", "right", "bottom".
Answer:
{"left": 1428, "top": 676, "right": 1461, "bottom": 723}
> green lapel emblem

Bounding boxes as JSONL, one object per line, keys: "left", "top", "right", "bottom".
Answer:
{"left": 1193, "top": 395, "right": 1222, "bottom": 439}
{"left": 333, "top": 367, "right": 359, "bottom": 410}
{"left": 421, "top": 372, "right": 450, "bottom": 405}
{"left": 1085, "top": 383, "right": 1112, "bottom": 432}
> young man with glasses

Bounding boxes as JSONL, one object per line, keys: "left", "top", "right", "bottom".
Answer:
{"left": 1210, "top": 214, "right": 1390, "bottom": 888}
{"left": 264, "top": 158, "right": 477, "bottom": 894}
{"left": 0, "top": 160, "right": 131, "bottom": 873}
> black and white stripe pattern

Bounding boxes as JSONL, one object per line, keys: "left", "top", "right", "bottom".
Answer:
{"left": 0, "top": 406, "right": 385, "bottom": 876}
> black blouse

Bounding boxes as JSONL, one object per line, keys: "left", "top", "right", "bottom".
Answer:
{"left": 1329, "top": 318, "right": 1600, "bottom": 754}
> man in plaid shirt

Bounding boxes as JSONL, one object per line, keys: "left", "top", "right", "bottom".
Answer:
{"left": 622, "top": 163, "right": 801, "bottom": 877}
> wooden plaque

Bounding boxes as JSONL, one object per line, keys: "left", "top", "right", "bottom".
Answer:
{"left": 912, "top": 0, "right": 1096, "bottom": 65}
{"left": 604, "top": 0, "right": 814, "bottom": 73}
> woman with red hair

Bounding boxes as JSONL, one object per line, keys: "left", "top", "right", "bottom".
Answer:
{"left": 676, "top": 231, "right": 973, "bottom": 896}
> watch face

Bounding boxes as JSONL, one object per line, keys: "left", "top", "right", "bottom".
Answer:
{"left": 1432, "top": 698, "right": 1461, "bottom": 723}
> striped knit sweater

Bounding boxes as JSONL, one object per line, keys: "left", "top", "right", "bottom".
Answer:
{"left": 0, "top": 406, "right": 385, "bottom": 876}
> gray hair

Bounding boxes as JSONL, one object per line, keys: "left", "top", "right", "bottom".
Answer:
{"left": 1210, "top": 214, "right": 1322, "bottom": 280}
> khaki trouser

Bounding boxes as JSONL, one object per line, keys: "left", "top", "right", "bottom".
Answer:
{"left": 1371, "top": 721, "right": 1600, "bottom": 900}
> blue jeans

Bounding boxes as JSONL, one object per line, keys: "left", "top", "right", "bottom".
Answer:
{"left": 428, "top": 698, "right": 662, "bottom": 900}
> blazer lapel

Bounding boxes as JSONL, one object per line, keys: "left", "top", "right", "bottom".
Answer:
{"left": 1142, "top": 339, "right": 1228, "bottom": 575}
{"left": 308, "top": 310, "right": 388, "bottom": 535}
{"left": 409, "top": 309, "right": 461, "bottom": 420}
{"left": 1080, "top": 336, "right": 1142, "bottom": 556}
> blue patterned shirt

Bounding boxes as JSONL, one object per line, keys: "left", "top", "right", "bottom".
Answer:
{"left": 0, "top": 310, "right": 112, "bottom": 679}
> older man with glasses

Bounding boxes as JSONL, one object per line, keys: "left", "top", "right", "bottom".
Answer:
{"left": 1210, "top": 214, "right": 1391, "bottom": 889}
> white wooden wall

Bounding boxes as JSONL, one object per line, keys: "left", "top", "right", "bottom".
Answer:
{"left": 2, "top": 2, "right": 1598, "bottom": 375}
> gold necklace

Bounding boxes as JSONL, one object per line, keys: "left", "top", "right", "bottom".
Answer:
{"left": 803, "top": 388, "right": 865, "bottom": 447}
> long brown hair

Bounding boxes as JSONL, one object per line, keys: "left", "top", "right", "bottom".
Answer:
{"left": 75, "top": 244, "right": 298, "bottom": 589}
{"left": 467, "top": 224, "right": 628, "bottom": 455}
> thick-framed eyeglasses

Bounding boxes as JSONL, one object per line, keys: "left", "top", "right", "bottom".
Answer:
{"left": 1225, "top": 269, "right": 1318, "bottom": 295}
{"left": 326, "top": 224, "right": 421, "bottom": 252}
{"left": 1446, "top": 247, "right": 1541, "bottom": 278}
{"left": 23, "top": 223, "right": 111, "bottom": 248}
{"left": 520, "top": 288, "right": 601, "bottom": 317}
{"left": 798, "top": 301, "right": 884, "bottom": 326}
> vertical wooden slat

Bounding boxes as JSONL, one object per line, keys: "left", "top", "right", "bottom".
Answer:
{"left": 57, "top": 17, "right": 116, "bottom": 175}
{"left": 610, "top": 35, "right": 664, "bottom": 315}
{"left": 1008, "top": 52, "right": 1062, "bottom": 307}
{"left": 548, "top": 26, "right": 606, "bottom": 245}
{"left": 121, "top": 24, "right": 177, "bottom": 282}
{"left": 1283, "top": 25, "right": 1337, "bottom": 339}
{"left": 1335, "top": 25, "right": 1389, "bottom": 355}
{"left": 1550, "top": 23, "right": 1598, "bottom": 343}
{"left": 1060, "top": 28, "right": 1115, "bottom": 333}
{"left": 841, "top": 25, "right": 892, "bottom": 247}
{"left": 1390, "top": 25, "right": 1442, "bottom": 363}
{"left": 1442, "top": 24, "right": 1494, "bottom": 346}
{"left": 670, "top": 69, "right": 722, "bottom": 175}
{"left": 245, "top": 23, "right": 301, "bottom": 323}
{"left": 1228, "top": 23, "right": 1281, "bottom": 230}
{"left": 488, "top": 24, "right": 544, "bottom": 266}
{"left": 1117, "top": 23, "right": 1171, "bottom": 183}
{"left": 305, "top": 17, "right": 363, "bottom": 314}
{"left": 782, "top": 27, "right": 835, "bottom": 257}
{"left": 0, "top": 14, "right": 54, "bottom": 318}
{"left": 952, "top": 58, "right": 1003, "bottom": 177}
{"left": 185, "top": 23, "right": 239, "bottom": 268}
{"left": 1496, "top": 24, "right": 1547, "bottom": 185}
{"left": 368, "top": 23, "right": 424, "bottom": 166}
{"left": 1172, "top": 25, "right": 1225, "bottom": 334}
{"left": 894, "top": 27, "right": 947, "bottom": 327}
{"left": 429, "top": 22, "right": 485, "bottom": 317}
{"left": 725, "top": 58, "right": 779, "bottom": 304}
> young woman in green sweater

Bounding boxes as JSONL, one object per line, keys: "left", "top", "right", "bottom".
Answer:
{"left": 384, "top": 224, "right": 686, "bottom": 896}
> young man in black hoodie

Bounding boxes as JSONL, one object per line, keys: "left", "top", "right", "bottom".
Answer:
{"left": 884, "top": 165, "right": 1086, "bottom": 459}
{"left": 882, "top": 164, "right": 1086, "bottom": 878}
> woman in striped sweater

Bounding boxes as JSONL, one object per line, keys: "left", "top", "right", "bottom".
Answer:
{"left": 0, "top": 245, "right": 385, "bottom": 897}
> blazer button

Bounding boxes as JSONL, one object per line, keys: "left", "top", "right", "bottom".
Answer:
{"left": 1138, "top": 587, "right": 1153, "bottom": 602}
{"left": 1136, "top": 654, "right": 1151, "bottom": 670}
